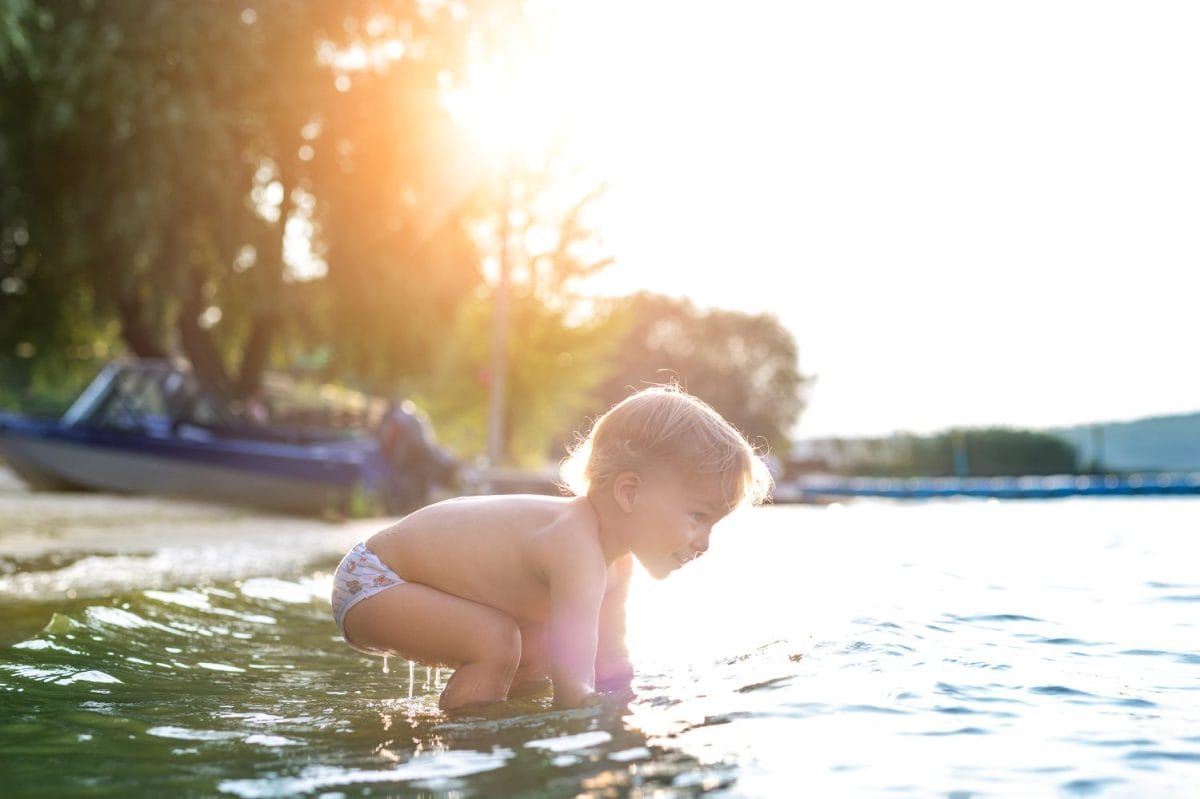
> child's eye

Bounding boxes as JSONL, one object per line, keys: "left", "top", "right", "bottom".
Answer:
{"left": 689, "top": 512, "right": 707, "bottom": 523}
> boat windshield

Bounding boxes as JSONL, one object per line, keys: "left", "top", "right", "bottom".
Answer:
{"left": 72, "top": 362, "right": 239, "bottom": 434}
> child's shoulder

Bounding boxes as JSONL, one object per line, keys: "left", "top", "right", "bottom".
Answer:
{"left": 414, "top": 493, "right": 587, "bottom": 530}
{"left": 433, "top": 492, "right": 577, "bottom": 513}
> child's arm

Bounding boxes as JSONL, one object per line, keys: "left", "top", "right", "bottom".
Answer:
{"left": 596, "top": 553, "right": 634, "bottom": 690}
{"left": 545, "top": 548, "right": 608, "bottom": 708}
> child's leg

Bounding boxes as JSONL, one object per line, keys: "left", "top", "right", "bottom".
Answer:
{"left": 510, "top": 623, "right": 550, "bottom": 698}
{"left": 342, "top": 582, "right": 521, "bottom": 710}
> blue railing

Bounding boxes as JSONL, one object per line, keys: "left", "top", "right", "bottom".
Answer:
{"left": 776, "top": 473, "right": 1200, "bottom": 501}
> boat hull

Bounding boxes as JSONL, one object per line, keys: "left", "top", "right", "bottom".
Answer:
{"left": 0, "top": 417, "right": 388, "bottom": 516}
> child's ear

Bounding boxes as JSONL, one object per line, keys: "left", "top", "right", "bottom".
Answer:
{"left": 612, "top": 471, "right": 640, "bottom": 513}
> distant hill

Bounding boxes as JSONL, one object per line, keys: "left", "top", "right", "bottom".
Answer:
{"left": 1050, "top": 412, "right": 1200, "bottom": 472}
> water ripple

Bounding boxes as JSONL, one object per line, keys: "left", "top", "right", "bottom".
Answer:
{"left": 951, "top": 613, "right": 1044, "bottom": 623}
{"left": 911, "top": 726, "right": 991, "bottom": 737}
{"left": 1123, "top": 749, "right": 1200, "bottom": 763}
{"left": 525, "top": 730, "right": 612, "bottom": 752}
{"left": 1075, "top": 737, "right": 1157, "bottom": 748}
{"left": 218, "top": 750, "right": 516, "bottom": 798}
{"left": 1060, "top": 777, "right": 1126, "bottom": 796}
{"left": 1029, "top": 685, "right": 1094, "bottom": 698}
{"left": 735, "top": 675, "right": 793, "bottom": 693}
{"left": 839, "top": 704, "right": 908, "bottom": 715}
{"left": 1032, "top": 637, "right": 1102, "bottom": 647}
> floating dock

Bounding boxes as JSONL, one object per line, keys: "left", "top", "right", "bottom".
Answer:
{"left": 774, "top": 473, "right": 1200, "bottom": 502}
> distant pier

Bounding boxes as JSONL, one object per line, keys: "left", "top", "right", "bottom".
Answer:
{"left": 773, "top": 473, "right": 1200, "bottom": 503}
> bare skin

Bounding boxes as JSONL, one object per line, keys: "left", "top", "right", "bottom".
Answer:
{"left": 340, "top": 468, "right": 733, "bottom": 711}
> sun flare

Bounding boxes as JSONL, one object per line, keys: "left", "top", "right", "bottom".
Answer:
{"left": 441, "top": 59, "right": 561, "bottom": 166}
{"left": 440, "top": 1, "right": 814, "bottom": 309}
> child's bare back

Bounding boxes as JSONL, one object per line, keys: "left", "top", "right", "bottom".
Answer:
{"left": 367, "top": 494, "right": 600, "bottom": 623}
{"left": 330, "top": 386, "right": 772, "bottom": 711}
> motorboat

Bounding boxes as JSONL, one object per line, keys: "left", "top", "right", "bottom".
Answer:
{"left": 0, "top": 359, "right": 455, "bottom": 516}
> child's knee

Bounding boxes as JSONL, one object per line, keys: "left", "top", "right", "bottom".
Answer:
{"left": 440, "top": 621, "right": 523, "bottom": 709}
{"left": 468, "top": 614, "right": 522, "bottom": 674}
{"left": 492, "top": 621, "right": 523, "bottom": 672}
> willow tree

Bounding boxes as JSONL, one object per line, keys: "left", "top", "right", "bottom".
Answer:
{"left": 2, "top": 0, "right": 620, "bottom": 450}
{"left": 590, "top": 292, "right": 811, "bottom": 454}
{"left": 0, "top": 1, "right": 490, "bottom": 403}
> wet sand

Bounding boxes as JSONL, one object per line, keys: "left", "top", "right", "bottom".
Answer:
{"left": 0, "top": 464, "right": 386, "bottom": 605}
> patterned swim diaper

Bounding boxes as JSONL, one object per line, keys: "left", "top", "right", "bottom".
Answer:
{"left": 330, "top": 542, "right": 406, "bottom": 637}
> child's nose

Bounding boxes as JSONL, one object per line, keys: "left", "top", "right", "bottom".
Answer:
{"left": 692, "top": 530, "right": 710, "bottom": 553}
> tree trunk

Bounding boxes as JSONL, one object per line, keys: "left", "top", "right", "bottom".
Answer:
{"left": 235, "top": 312, "right": 277, "bottom": 399}
{"left": 179, "top": 266, "right": 233, "bottom": 400}
{"left": 116, "top": 289, "right": 169, "bottom": 358}
{"left": 233, "top": 196, "right": 294, "bottom": 400}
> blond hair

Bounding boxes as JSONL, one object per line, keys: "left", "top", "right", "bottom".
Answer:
{"left": 560, "top": 385, "right": 773, "bottom": 508}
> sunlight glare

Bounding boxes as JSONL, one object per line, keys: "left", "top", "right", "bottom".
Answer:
{"left": 441, "top": 1, "right": 683, "bottom": 177}
{"left": 442, "top": 62, "right": 557, "bottom": 167}
{"left": 443, "top": 1, "right": 818, "bottom": 312}
{"left": 433, "top": 1, "right": 1200, "bottom": 435}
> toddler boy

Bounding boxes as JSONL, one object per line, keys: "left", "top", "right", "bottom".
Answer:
{"left": 331, "top": 385, "right": 771, "bottom": 710}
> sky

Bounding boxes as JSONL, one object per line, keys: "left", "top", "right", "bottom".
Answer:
{"left": 514, "top": 1, "right": 1200, "bottom": 438}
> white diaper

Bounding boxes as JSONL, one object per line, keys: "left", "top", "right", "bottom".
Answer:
{"left": 330, "top": 542, "right": 405, "bottom": 636}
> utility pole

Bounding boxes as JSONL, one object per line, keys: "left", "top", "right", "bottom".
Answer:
{"left": 485, "top": 182, "right": 511, "bottom": 469}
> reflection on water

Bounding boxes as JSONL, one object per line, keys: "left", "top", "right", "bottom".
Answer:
{"left": 2, "top": 498, "right": 1199, "bottom": 797}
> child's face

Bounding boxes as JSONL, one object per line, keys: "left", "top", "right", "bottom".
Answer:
{"left": 626, "top": 469, "right": 734, "bottom": 580}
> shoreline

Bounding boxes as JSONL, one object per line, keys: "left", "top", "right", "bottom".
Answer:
{"left": 0, "top": 464, "right": 386, "bottom": 606}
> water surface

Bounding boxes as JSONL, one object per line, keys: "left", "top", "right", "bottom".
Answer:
{"left": 2, "top": 497, "right": 1198, "bottom": 797}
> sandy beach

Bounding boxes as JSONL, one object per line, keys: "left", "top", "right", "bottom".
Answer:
{"left": 0, "top": 464, "right": 386, "bottom": 605}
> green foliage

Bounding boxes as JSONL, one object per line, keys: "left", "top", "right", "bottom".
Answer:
{"left": 962, "top": 428, "right": 1078, "bottom": 476}
{"left": 587, "top": 293, "right": 810, "bottom": 455}
{"left": 415, "top": 287, "right": 617, "bottom": 467}
{"left": 402, "top": 133, "right": 622, "bottom": 465}
{"left": 0, "top": 0, "right": 39, "bottom": 78}
{"left": 845, "top": 428, "right": 1079, "bottom": 477}
{"left": 0, "top": 1, "right": 504, "bottom": 404}
{"left": 0, "top": 349, "right": 105, "bottom": 414}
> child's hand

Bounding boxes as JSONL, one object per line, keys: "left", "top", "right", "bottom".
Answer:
{"left": 578, "top": 692, "right": 605, "bottom": 708}
{"left": 553, "top": 689, "right": 603, "bottom": 710}
{"left": 596, "top": 658, "right": 634, "bottom": 691}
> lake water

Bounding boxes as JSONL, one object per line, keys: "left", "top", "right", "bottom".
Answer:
{"left": 2, "top": 497, "right": 1198, "bottom": 797}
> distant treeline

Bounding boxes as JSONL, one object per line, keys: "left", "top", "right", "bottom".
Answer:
{"left": 795, "top": 428, "right": 1079, "bottom": 478}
